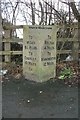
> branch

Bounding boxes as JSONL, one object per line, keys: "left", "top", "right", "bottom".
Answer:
{"left": 69, "top": 2, "right": 80, "bottom": 20}
{"left": 42, "top": 0, "right": 63, "bottom": 20}
{"left": 39, "top": 1, "right": 44, "bottom": 25}
{"left": 31, "top": 2, "right": 35, "bottom": 25}
{"left": 12, "top": 2, "right": 19, "bottom": 24}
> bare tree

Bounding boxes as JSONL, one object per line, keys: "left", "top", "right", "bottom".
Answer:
{"left": 39, "top": 1, "right": 44, "bottom": 25}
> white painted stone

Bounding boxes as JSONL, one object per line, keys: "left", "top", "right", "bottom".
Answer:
{"left": 23, "top": 25, "right": 57, "bottom": 82}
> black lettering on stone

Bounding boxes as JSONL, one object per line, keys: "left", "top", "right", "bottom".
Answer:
{"left": 48, "top": 35, "right": 51, "bottom": 39}
{"left": 25, "top": 57, "right": 36, "bottom": 61}
{"left": 29, "top": 35, "right": 32, "bottom": 39}
{"left": 26, "top": 41, "right": 35, "bottom": 44}
{"left": 47, "top": 62, "right": 54, "bottom": 65}
{"left": 45, "top": 41, "right": 48, "bottom": 44}
{"left": 25, "top": 61, "right": 27, "bottom": 64}
{"left": 43, "top": 62, "right": 54, "bottom": 66}
{"left": 44, "top": 41, "right": 54, "bottom": 44}
{"left": 29, "top": 51, "right": 33, "bottom": 55}
{"left": 25, "top": 46, "right": 27, "bottom": 49}
{"left": 44, "top": 46, "right": 54, "bottom": 50}
{"left": 28, "top": 62, "right": 36, "bottom": 66}
{"left": 44, "top": 46, "right": 47, "bottom": 49}
{"left": 29, "top": 26, "right": 52, "bottom": 29}
{"left": 47, "top": 52, "right": 51, "bottom": 55}
{"left": 24, "top": 46, "right": 28, "bottom": 49}
{"left": 29, "top": 67, "right": 32, "bottom": 71}
{"left": 29, "top": 46, "right": 37, "bottom": 50}
{"left": 43, "top": 62, "right": 47, "bottom": 66}
{"left": 41, "top": 57, "right": 56, "bottom": 61}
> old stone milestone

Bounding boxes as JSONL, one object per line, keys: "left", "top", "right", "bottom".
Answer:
{"left": 23, "top": 25, "right": 57, "bottom": 82}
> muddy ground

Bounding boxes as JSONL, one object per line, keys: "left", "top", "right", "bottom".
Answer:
{"left": 2, "top": 76, "right": 79, "bottom": 118}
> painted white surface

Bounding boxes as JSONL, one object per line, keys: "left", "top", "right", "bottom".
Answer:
{"left": 23, "top": 25, "right": 57, "bottom": 82}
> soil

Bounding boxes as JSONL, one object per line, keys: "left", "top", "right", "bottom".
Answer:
{"left": 2, "top": 76, "right": 79, "bottom": 118}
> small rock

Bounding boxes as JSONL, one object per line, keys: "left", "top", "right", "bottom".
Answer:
{"left": 5, "top": 77, "right": 9, "bottom": 80}
{"left": 1, "top": 80, "right": 3, "bottom": 83}
{"left": 65, "top": 82, "right": 68, "bottom": 84}
{"left": 27, "top": 100, "right": 30, "bottom": 103}
{"left": 69, "top": 106, "right": 72, "bottom": 109}
{"left": 14, "top": 73, "right": 21, "bottom": 79}
{"left": 68, "top": 85, "right": 71, "bottom": 87}
{"left": 19, "top": 103, "right": 22, "bottom": 105}
{"left": 40, "top": 91, "right": 43, "bottom": 94}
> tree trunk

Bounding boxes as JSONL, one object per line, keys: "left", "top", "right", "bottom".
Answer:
{"left": 45, "top": 2, "right": 47, "bottom": 25}
{"left": 31, "top": 2, "right": 35, "bottom": 25}
{"left": 39, "top": 1, "right": 44, "bottom": 25}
